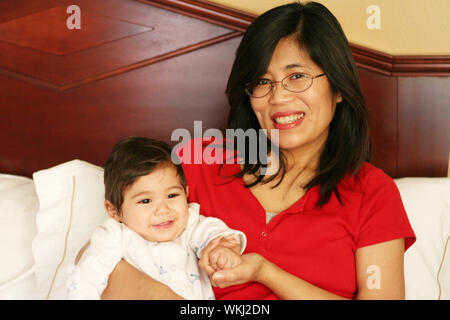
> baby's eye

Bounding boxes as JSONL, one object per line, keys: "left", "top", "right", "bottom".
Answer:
{"left": 168, "top": 193, "right": 179, "bottom": 199}
{"left": 139, "top": 199, "right": 151, "bottom": 204}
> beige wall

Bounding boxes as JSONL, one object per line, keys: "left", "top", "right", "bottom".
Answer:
{"left": 209, "top": 0, "right": 450, "bottom": 55}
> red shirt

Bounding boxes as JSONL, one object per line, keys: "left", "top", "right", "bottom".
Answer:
{"left": 179, "top": 139, "right": 416, "bottom": 299}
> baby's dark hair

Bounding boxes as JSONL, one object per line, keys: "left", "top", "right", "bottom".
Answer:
{"left": 104, "top": 136, "right": 187, "bottom": 211}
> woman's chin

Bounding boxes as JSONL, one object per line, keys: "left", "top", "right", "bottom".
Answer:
{"left": 276, "top": 136, "right": 307, "bottom": 152}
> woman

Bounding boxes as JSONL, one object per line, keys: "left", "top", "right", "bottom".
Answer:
{"left": 95, "top": 1, "right": 416, "bottom": 299}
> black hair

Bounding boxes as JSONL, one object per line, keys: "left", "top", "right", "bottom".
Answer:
{"left": 104, "top": 137, "right": 187, "bottom": 211}
{"left": 226, "top": 1, "right": 371, "bottom": 206}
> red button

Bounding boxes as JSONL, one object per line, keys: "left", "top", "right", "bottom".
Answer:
{"left": 261, "top": 231, "right": 267, "bottom": 237}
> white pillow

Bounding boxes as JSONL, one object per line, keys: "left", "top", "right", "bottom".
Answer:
{"left": 24, "top": 160, "right": 450, "bottom": 300}
{"left": 0, "top": 174, "right": 39, "bottom": 299}
{"left": 32, "top": 160, "right": 108, "bottom": 299}
{"left": 395, "top": 177, "right": 450, "bottom": 300}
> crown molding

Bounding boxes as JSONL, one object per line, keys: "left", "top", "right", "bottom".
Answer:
{"left": 142, "top": 0, "right": 450, "bottom": 77}
{"left": 351, "top": 44, "right": 450, "bottom": 76}
{"left": 137, "top": 0, "right": 254, "bottom": 32}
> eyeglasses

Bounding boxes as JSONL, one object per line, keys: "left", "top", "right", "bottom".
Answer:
{"left": 245, "top": 72, "right": 326, "bottom": 98}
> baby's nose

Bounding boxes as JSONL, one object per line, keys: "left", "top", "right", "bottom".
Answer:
{"left": 154, "top": 202, "right": 170, "bottom": 215}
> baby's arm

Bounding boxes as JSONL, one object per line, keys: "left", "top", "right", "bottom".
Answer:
{"left": 186, "top": 205, "right": 247, "bottom": 273}
{"left": 67, "top": 218, "right": 123, "bottom": 300}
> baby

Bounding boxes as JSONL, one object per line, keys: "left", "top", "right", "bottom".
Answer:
{"left": 67, "top": 137, "right": 246, "bottom": 299}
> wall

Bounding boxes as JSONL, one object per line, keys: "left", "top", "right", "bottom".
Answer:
{"left": 208, "top": 0, "right": 450, "bottom": 55}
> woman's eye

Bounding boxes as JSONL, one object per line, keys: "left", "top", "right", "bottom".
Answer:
{"left": 139, "top": 199, "right": 151, "bottom": 204}
{"left": 256, "top": 79, "right": 271, "bottom": 86}
{"left": 168, "top": 193, "right": 179, "bottom": 199}
{"left": 290, "top": 73, "right": 308, "bottom": 80}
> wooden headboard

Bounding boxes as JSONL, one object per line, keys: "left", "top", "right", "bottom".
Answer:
{"left": 0, "top": 0, "right": 449, "bottom": 178}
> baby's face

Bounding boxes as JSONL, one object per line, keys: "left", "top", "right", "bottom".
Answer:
{"left": 120, "top": 165, "right": 189, "bottom": 242}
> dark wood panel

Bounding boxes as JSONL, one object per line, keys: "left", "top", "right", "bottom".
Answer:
{"left": 0, "top": 6, "right": 152, "bottom": 55}
{"left": 359, "top": 68, "right": 398, "bottom": 177}
{"left": 0, "top": 0, "right": 232, "bottom": 89}
{"left": 0, "top": 0, "right": 72, "bottom": 23}
{"left": 398, "top": 77, "right": 450, "bottom": 177}
{"left": 0, "top": 0, "right": 448, "bottom": 179}
{"left": 0, "top": 37, "right": 240, "bottom": 177}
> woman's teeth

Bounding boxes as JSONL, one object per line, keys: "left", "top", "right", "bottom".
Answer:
{"left": 274, "top": 113, "right": 305, "bottom": 124}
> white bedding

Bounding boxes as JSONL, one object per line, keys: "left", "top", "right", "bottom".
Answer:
{"left": 0, "top": 160, "right": 449, "bottom": 300}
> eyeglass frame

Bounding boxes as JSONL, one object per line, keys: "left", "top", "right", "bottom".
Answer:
{"left": 245, "top": 72, "right": 327, "bottom": 98}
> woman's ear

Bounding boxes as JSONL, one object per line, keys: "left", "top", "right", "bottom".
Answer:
{"left": 335, "top": 91, "right": 343, "bottom": 104}
{"left": 105, "top": 200, "right": 121, "bottom": 223}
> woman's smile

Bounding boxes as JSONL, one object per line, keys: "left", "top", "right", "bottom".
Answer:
{"left": 271, "top": 111, "right": 306, "bottom": 129}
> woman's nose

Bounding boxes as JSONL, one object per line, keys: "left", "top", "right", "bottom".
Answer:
{"left": 268, "top": 82, "right": 292, "bottom": 104}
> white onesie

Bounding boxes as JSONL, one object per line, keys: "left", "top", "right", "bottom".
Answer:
{"left": 66, "top": 202, "right": 246, "bottom": 300}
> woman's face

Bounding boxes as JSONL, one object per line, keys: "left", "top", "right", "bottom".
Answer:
{"left": 250, "top": 37, "right": 342, "bottom": 155}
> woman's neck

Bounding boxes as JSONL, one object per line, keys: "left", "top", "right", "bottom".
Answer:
{"left": 283, "top": 138, "right": 324, "bottom": 174}
{"left": 278, "top": 151, "right": 319, "bottom": 189}
{"left": 242, "top": 146, "right": 321, "bottom": 191}
{"left": 243, "top": 136, "right": 326, "bottom": 189}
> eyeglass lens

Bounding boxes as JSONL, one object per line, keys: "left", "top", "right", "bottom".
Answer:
{"left": 247, "top": 73, "right": 314, "bottom": 98}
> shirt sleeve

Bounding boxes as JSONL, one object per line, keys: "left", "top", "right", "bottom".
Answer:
{"left": 356, "top": 168, "right": 416, "bottom": 251}
{"left": 66, "top": 218, "right": 123, "bottom": 299}
{"left": 186, "top": 203, "right": 247, "bottom": 259}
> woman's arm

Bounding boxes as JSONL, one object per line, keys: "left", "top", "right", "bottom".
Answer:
{"left": 355, "top": 238, "right": 405, "bottom": 299}
{"left": 206, "top": 239, "right": 406, "bottom": 300}
{"left": 212, "top": 253, "right": 348, "bottom": 300}
{"left": 101, "top": 259, "right": 183, "bottom": 300}
{"left": 75, "top": 242, "right": 183, "bottom": 300}
{"left": 256, "top": 258, "right": 348, "bottom": 300}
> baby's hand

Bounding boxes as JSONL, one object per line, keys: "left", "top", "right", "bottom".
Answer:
{"left": 208, "top": 244, "right": 242, "bottom": 271}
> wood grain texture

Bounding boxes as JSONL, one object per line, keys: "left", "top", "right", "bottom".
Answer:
{"left": 0, "top": 6, "right": 152, "bottom": 55}
{"left": 0, "top": 0, "right": 234, "bottom": 89}
{"left": 359, "top": 69, "right": 398, "bottom": 177}
{"left": 0, "top": 0, "right": 448, "bottom": 178}
{"left": 398, "top": 77, "right": 450, "bottom": 177}
{"left": 0, "top": 35, "right": 240, "bottom": 176}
